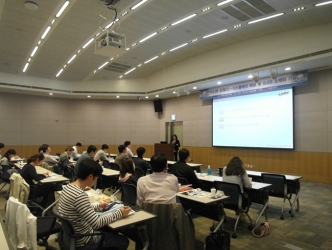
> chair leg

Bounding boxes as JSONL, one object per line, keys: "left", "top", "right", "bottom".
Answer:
{"left": 0, "top": 182, "right": 7, "bottom": 191}
{"left": 287, "top": 197, "right": 294, "bottom": 217}
{"left": 280, "top": 198, "right": 285, "bottom": 220}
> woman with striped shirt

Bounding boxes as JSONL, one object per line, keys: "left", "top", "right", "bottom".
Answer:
{"left": 59, "top": 158, "right": 131, "bottom": 250}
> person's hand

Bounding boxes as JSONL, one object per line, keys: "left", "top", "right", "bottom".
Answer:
{"left": 99, "top": 203, "right": 108, "bottom": 211}
{"left": 99, "top": 161, "right": 103, "bottom": 166}
{"left": 121, "top": 206, "right": 131, "bottom": 218}
{"left": 44, "top": 172, "right": 49, "bottom": 177}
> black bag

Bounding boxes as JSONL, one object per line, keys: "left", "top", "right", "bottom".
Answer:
{"left": 205, "top": 230, "right": 230, "bottom": 250}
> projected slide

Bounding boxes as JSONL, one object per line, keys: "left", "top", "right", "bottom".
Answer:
{"left": 212, "top": 89, "right": 293, "bottom": 149}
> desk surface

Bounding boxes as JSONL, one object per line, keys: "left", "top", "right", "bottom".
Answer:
{"left": 102, "top": 168, "right": 119, "bottom": 177}
{"left": 142, "top": 157, "right": 203, "bottom": 167}
{"left": 108, "top": 211, "right": 156, "bottom": 230}
{"left": 246, "top": 170, "right": 302, "bottom": 180}
{"left": 35, "top": 166, "right": 70, "bottom": 183}
{"left": 177, "top": 191, "right": 228, "bottom": 204}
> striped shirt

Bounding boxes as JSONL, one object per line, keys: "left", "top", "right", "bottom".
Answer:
{"left": 59, "top": 184, "right": 123, "bottom": 247}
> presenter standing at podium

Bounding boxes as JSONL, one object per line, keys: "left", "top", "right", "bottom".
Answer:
{"left": 171, "top": 134, "right": 180, "bottom": 161}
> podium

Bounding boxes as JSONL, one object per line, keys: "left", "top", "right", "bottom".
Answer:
{"left": 154, "top": 143, "right": 173, "bottom": 161}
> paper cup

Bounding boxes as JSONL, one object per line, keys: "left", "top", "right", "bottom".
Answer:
{"left": 248, "top": 177, "right": 252, "bottom": 184}
{"left": 210, "top": 188, "right": 216, "bottom": 197}
{"left": 87, "top": 193, "right": 95, "bottom": 203}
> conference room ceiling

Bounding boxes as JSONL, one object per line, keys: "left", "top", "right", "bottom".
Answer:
{"left": 0, "top": 0, "right": 332, "bottom": 99}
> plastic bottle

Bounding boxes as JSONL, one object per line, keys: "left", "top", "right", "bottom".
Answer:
{"left": 146, "top": 169, "right": 150, "bottom": 175}
{"left": 207, "top": 165, "right": 211, "bottom": 176}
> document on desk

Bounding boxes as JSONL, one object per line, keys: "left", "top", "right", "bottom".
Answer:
{"left": 46, "top": 173, "right": 58, "bottom": 179}
{"left": 182, "top": 190, "right": 211, "bottom": 198}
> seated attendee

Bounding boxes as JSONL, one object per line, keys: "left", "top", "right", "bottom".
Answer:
{"left": 137, "top": 152, "right": 178, "bottom": 206}
{"left": 75, "top": 145, "right": 100, "bottom": 176}
{"left": 71, "top": 142, "right": 82, "bottom": 160}
{"left": 133, "top": 147, "right": 150, "bottom": 174}
{"left": 94, "top": 144, "right": 109, "bottom": 161}
{"left": 58, "top": 147, "right": 76, "bottom": 169}
{"left": 168, "top": 148, "right": 200, "bottom": 188}
{"left": 119, "top": 158, "right": 138, "bottom": 186}
{"left": 20, "top": 153, "right": 56, "bottom": 208}
{"left": 124, "top": 141, "right": 134, "bottom": 158}
{"left": 0, "top": 142, "right": 4, "bottom": 158}
{"left": 114, "top": 145, "right": 128, "bottom": 168}
{"left": 59, "top": 158, "right": 131, "bottom": 250}
{"left": 0, "top": 149, "right": 17, "bottom": 168}
{"left": 39, "top": 144, "right": 58, "bottom": 167}
{"left": 223, "top": 156, "right": 252, "bottom": 210}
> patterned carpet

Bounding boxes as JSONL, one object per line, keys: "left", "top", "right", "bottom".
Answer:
{"left": 1, "top": 180, "right": 331, "bottom": 250}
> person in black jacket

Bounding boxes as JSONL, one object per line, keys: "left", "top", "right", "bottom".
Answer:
{"left": 133, "top": 147, "right": 150, "bottom": 175}
{"left": 171, "top": 134, "right": 180, "bottom": 161}
{"left": 169, "top": 148, "right": 200, "bottom": 188}
{"left": 20, "top": 153, "right": 56, "bottom": 208}
{"left": 119, "top": 158, "right": 137, "bottom": 186}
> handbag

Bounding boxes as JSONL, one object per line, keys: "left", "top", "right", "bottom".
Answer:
{"left": 252, "top": 221, "right": 270, "bottom": 237}
{"left": 205, "top": 230, "right": 230, "bottom": 250}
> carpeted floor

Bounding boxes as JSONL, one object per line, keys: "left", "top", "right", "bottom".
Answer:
{"left": 1, "top": 180, "right": 331, "bottom": 250}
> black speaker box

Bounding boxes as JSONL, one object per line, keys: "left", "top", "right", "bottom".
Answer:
{"left": 153, "top": 100, "right": 163, "bottom": 112}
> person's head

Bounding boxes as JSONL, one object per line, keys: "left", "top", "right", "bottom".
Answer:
{"left": 101, "top": 144, "right": 109, "bottom": 152}
{"left": 87, "top": 145, "right": 97, "bottom": 156}
{"left": 136, "top": 147, "right": 146, "bottom": 158}
{"left": 118, "top": 145, "right": 127, "bottom": 153}
{"left": 3, "top": 149, "right": 16, "bottom": 160}
{"left": 27, "top": 153, "right": 45, "bottom": 165}
{"left": 179, "top": 148, "right": 190, "bottom": 162}
{"left": 39, "top": 144, "right": 51, "bottom": 153}
{"left": 76, "top": 158, "right": 103, "bottom": 186}
{"left": 172, "top": 134, "right": 178, "bottom": 140}
{"left": 124, "top": 141, "right": 131, "bottom": 148}
{"left": 76, "top": 142, "right": 82, "bottom": 148}
{"left": 0, "top": 143, "right": 4, "bottom": 153}
{"left": 65, "top": 146, "right": 74, "bottom": 155}
{"left": 120, "top": 158, "right": 135, "bottom": 178}
{"left": 225, "top": 156, "right": 245, "bottom": 176}
{"left": 150, "top": 152, "right": 167, "bottom": 172}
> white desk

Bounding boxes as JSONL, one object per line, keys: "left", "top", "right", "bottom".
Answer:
{"left": 246, "top": 170, "right": 302, "bottom": 181}
{"left": 10, "top": 157, "right": 24, "bottom": 162}
{"left": 35, "top": 166, "right": 70, "bottom": 183}
{"left": 102, "top": 168, "right": 119, "bottom": 177}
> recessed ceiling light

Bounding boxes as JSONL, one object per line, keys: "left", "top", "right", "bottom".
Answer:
{"left": 30, "top": 46, "right": 38, "bottom": 57}
{"left": 119, "top": 75, "right": 123, "bottom": 78}
{"left": 173, "top": 91, "right": 176, "bottom": 94}
{"left": 67, "top": 55, "right": 77, "bottom": 64}
{"left": 293, "top": 7, "right": 305, "bottom": 11}
{"left": 144, "top": 56, "right": 158, "bottom": 64}
{"left": 121, "top": 11, "right": 128, "bottom": 16}
{"left": 139, "top": 32, "right": 158, "bottom": 43}
{"left": 248, "top": 75, "right": 253, "bottom": 79}
{"left": 126, "top": 48, "right": 130, "bottom": 51}
{"left": 156, "top": 95, "right": 159, "bottom": 97}
{"left": 203, "top": 29, "right": 228, "bottom": 39}
{"left": 192, "top": 38, "right": 198, "bottom": 42}
{"left": 87, "top": 95, "right": 91, "bottom": 98}
{"left": 95, "top": 33, "right": 100, "bottom": 37}
{"left": 38, "top": 40, "right": 41, "bottom": 45}
{"left": 51, "top": 19, "right": 56, "bottom": 24}
{"left": 110, "top": 57, "right": 114, "bottom": 61}
{"left": 124, "top": 68, "right": 136, "bottom": 75}
{"left": 23, "top": 63, "right": 29, "bottom": 72}
{"left": 161, "top": 52, "right": 166, "bottom": 55}
{"left": 171, "top": 14, "right": 197, "bottom": 26}
{"left": 248, "top": 13, "right": 284, "bottom": 24}
{"left": 28, "top": 58, "right": 31, "bottom": 62}
{"left": 161, "top": 26, "right": 167, "bottom": 31}
{"left": 131, "top": 0, "right": 147, "bottom": 10}
{"left": 169, "top": 43, "right": 188, "bottom": 52}
{"left": 56, "top": 69, "right": 63, "bottom": 77}
{"left": 49, "top": 93, "right": 53, "bottom": 96}
{"left": 314, "top": 1, "right": 332, "bottom": 7}
{"left": 77, "top": 49, "right": 81, "bottom": 53}
{"left": 145, "top": 96, "right": 149, "bottom": 99}
{"left": 202, "top": 7, "right": 211, "bottom": 12}
{"left": 116, "top": 96, "right": 120, "bottom": 98}
{"left": 217, "top": 0, "right": 233, "bottom": 6}
{"left": 63, "top": 65, "right": 66, "bottom": 68}
{"left": 98, "top": 61, "right": 109, "bottom": 70}
{"left": 56, "top": 1, "right": 70, "bottom": 18}
{"left": 82, "top": 38, "right": 94, "bottom": 49}
{"left": 41, "top": 26, "right": 51, "bottom": 39}
{"left": 132, "top": 43, "right": 137, "bottom": 47}
{"left": 217, "top": 81, "right": 222, "bottom": 85}
{"left": 193, "top": 86, "right": 197, "bottom": 90}
{"left": 138, "top": 64, "right": 142, "bottom": 67}
{"left": 285, "top": 67, "right": 291, "bottom": 71}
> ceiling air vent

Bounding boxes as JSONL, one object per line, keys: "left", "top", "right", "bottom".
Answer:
{"left": 104, "top": 62, "right": 132, "bottom": 73}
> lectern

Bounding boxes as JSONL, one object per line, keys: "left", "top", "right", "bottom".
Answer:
{"left": 154, "top": 143, "right": 173, "bottom": 160}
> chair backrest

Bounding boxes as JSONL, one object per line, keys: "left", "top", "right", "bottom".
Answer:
{"left": 261, "top": 173, "right": 287, "bottom": 197}
{"left": 215, "top": 181, "right": 242, "bottom": 211}
{"left": 103, "top": 160, "right": 111, "bottom": 169}
{"left": 218, "top": 167, "right": 223, "bottom": 177}
{"left": 9, "top": 173, "right": 30, "bottom": 204}
{"left": 135, "top": 167, "right": 144, "bottom": 179}
{"left": 109, "top": 162, "right": 120, "bottom": 171}
{"left": 177, "top": 176, "right": 189, "bottom": 185}
{"left": 120, "top": 182, "right": 137, "bottom": 206}
{"left": 52, "top": 207, "right": 75, "bottom": 250}
{"left": 1, "top": 165, "right": 13, "bottom": 181}
{"left": 141, "top": 202, "right": 195, "bottom": 250}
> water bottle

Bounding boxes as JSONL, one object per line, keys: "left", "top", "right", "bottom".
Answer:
{"left": 146, "top": 169, "right": 150, "bottom": 175}
{"left": 207, "top": 165, "right": 211, "bottom": 176}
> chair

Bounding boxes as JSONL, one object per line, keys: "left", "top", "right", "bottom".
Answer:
{"left": 177, "top": 176, "right": 189, "bottom": 185}
{"left": 135, "top": 167, "right": 145, "bottom": 179}
{"left": 52, "top": 207, "right": 105, "bottom": 250}
{"left": 215, "top": 181, "right": 253, "bottom": 238}
{"left": 141, "top": 202, "right": 195, "bottom": 250}
{"left": 261, "top": 173, "right": 294, "bottom": 219}
{"left": 218, "top": 167, "right": 223, "bottom": 177}
{"left": 120, "top": 182, "right": 137, "bottom": 206}
{"left": 109, "top": 162, "right": 120, "bottom": 171}
{"left": 6, "top": 197, "right": 60, "bottom": 250}
{"left": 102, "top": 160, "right": 111, "bottom": 169}
{"left": 62, "top": 164, "right": 75, "bottom": 182}
{"left": 0, "top": 165, "right": 12, "bottom": 191}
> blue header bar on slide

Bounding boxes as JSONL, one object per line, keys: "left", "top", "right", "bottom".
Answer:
{"left": 200, "top": 71, "right": 307, "bottom": 100}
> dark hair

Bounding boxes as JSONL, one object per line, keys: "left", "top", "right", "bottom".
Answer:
{"left": 136, "top": 147, "right": 145, "bottom": 157}
{"left": 101, "top": 144, "right": 109, "bottom": 150}
{"left": 225, "top": 156, "right": 245, "bottom": 176}
{"left": 120, "top": 158, "right": 135, "bottom": 178}
{"left": 179, "top": 148, "right": 189, "bottom": 161}
{"left": 118, "top": 145, "right": 126, "bottom": 153}
{"left": 65, "top": 146, "right": 74, "bottom": 152}
{"left": 76, "top": 158, "right": 102, "bottom": 180}
{"left": 0, "top": 143, "right": 4, "bottom": 149}
{"left": 76, "top": 142, "right": 82, "bottom": 147}
{"left": 87, "top": 145, "right": 97, "bottom": 153}
{"left": 172, "top": 134, "right": 178, "bottom": 140}
{"left": 2, "top": 149, "right": 16, "bottom": 160}
{"left": 124, "top": 141, "right": 131, "bottom": 147}
{"left": 150, "top": 152, "right": 167, "bottom": 172}
{"left": 39, "top": 144, "right": 49, "bottom": 153}
{"left": 27, "top": 153, "right": 45, "bottom": 164}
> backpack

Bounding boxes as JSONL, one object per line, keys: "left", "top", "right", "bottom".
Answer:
{"left": 252, "top": 221, "right": 270, "bottom": 237}
{"left": 205, "top": 230, "right": 230, "bottom": 250}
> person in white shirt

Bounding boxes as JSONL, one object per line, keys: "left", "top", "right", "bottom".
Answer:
{"left": 71, "top": 142, "right": 82, "bottom": 160}
{"left": 137, "top": 152, "right": 179, "bottom": 206}
{"left": 94, "top": 144, "right": 109, "bottom": 161}
{"left": 124, "top": 141, "right": 134, "bottom": 158}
